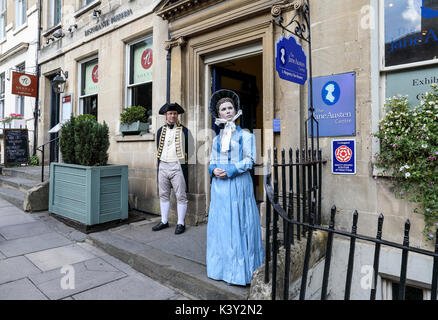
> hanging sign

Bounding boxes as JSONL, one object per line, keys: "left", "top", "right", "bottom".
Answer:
{"left": 275, "top": 35, "right": 307, "bottom": 85}
{"left": 332, "top": 139, "right": 356, "bottom": 175}
{"left": 11, "top": 72, "right": 38, "bottom": 98}
{"left": 309, "top": 72, "right": 356, "bottom": 137}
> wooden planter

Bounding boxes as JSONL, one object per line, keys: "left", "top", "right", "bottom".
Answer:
{"left": 120, "top": 121, "right": 149, "bottom": 136}
{"left": 49, "top": 163, "right": 128, "bottom": 226}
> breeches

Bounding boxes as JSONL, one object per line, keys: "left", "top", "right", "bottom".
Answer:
{"left": 158, "top": 161, "right": 188, "bottom": 204}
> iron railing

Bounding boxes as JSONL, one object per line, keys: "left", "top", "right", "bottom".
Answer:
{"left": 36, "top": 136, "right": 59, "bottom": 182}
{"left": 263, "top": 149, "right": 438, "bottom": 300}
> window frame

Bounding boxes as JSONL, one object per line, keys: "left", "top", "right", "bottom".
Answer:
{"left": 77, "top": 55, "right": 99, "bottom": 117}
{"left": 0, "top": 0, "right": 6, "bottom": 40}
{"left": 15, "top": 63, "right": 25, "bottom": 117}
{"left": 15, "top": 0, "right": 27, "bottom": 28}
{"left": 379, "top": 0, "right": 438, "bottom": 73}
{"left": 49, "top": 0, "right": 62, "bottom": 27}
{"left": 0, "top": 72, "right": 5, "bottom": 119}
{"left": 125, "top": 35, "right": 153, "bottom": 109}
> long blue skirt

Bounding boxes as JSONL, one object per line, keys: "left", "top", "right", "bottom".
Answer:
{"left": 206, "top": 171, "right": 264, "bottom": 285}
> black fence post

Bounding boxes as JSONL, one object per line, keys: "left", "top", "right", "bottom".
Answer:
{"left": 299, "top": 200, "right": 315, "bottom": 300}
{"left": 296, "top": 149, "right": 301, "bottom": 241}
{"left": 370, "top": 214, "right": 384, "bottom": 300}
{"left": 398, "top": 219, "right": 410, "bottom": 300}
{"left": 321, "top": 205, "right": 336, "bottom": 300}
{"left": 344, "top": 210, "right": 359, "bottom": 300}
{"left": 431, "top": 227, "right": 438, "bottom": 300}
{"left": 264, "top": 151, "right": 272, "bottom": 284}
{"left": 272, "top": 148, "right": 279, "bottom": 300}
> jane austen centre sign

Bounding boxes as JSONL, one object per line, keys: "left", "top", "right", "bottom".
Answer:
{"left": 275, "top": 35, "right": 307, "bottom": 85}
{"left": 310, "top": 72, "right": 356, "bottom": 137}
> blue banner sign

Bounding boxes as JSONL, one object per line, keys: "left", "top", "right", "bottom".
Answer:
{"left": 276, "top": 36, "right": 307, "bottom": 85}
{"left": 332, "top": 139, "right": 356, "bottom": 175}
{"left": 273, "top": 119, "right": 281, "bottom": 133}
{"left": 309, "top": 72, "right": 356, "bottom": 137}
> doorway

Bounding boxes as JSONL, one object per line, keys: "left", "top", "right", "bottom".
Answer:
{"left": 49, "top": 75, "right": 60, "bottom": 163}
{"left": 210, "top": 54, "right": 264, "bottom": 202}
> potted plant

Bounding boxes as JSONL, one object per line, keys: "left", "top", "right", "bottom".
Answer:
{"left": 1, "top": 113, "right": 25, "bottom": 129}
{"left": 49, "top": 114, "right": 128, "bottom": 226}
{"left": 119, "top": 105, "right": 151, "bottom": 136}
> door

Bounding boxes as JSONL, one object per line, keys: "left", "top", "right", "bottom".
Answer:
{"left": 50, "top": 76, "right": 60, "bottom": 163}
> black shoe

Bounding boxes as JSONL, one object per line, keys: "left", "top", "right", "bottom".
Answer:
{"left": 175, "top": 224, "right": 185, "bottom": 235}
{"left": 152, "top": 222, "right": 169, "bottom": 231}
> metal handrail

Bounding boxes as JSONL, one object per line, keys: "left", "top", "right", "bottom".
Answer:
{"left": 36, "top": 136, "right": 60, "bottom": 183}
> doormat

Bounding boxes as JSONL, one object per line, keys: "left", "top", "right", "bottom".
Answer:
{"left": 50, "top": 210, "right": 156, "bottom": 234}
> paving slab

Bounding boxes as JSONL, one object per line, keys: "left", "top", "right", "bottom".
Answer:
{"left": 0, "top": 278, "right": 48, "bottom": 300}
{"left": 0, "top": 232, "right": 72, "bottom": 257}
{"left": 0, "top": 214, "right": 36, "bottom": 228}
{"left": 72, "top": 275, "right": 184, "bottom": 300}
{"left": 29, "top": 258, "right": 128, "bottom": 300}
{"left": 0, "top": 199, "right": 14, "bottom": 208}
{"left": 25, "top": 244, "right": 97, "bottom": 272}
{"left": 0, "top": 205, "right": 26, "bottom": 217}
{"left": 0, "top": 221, "right": 52, "bottom": 240}
{"left": 0, "top": 256, "right": 42, "bottom": 284}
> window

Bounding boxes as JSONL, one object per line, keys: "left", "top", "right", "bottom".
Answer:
{"left": 126, "top": 36, "right": 153, "bottom": 115}
{"left": 381, "top": 279, "right": 431, "bottom": 300}
{"left": 82, "top": 0, "right": 94, "bottom": 7}
{"left": 15, "top": 63, "right": 25, "bottom": 117}
{"left": 79, "top": 57, "right": 98, "bottom": 120}
{"left": 0, "top": 0, "right": 6, "bottom": 40}
{"left": 50, "top": 0, "right": 62, "bottom": 27}
{"left": 15, "top": 0, "right": 27, "bottom": 28}
{"left": 383, "top": 0, "right": 438, "bottom": 68}
{"left": 0, "top": 73, "right": 5, "bottom": 119}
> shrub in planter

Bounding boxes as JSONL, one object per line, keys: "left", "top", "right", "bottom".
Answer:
{"left": 51, "top": 115, "right": 128, "bottom": 226}
{"left": 120, "top": 105, "right": 151, "bottom": 135}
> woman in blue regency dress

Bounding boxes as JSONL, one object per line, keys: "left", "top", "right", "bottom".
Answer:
{"left": 206, "top": 89, "right": 264, "bottom": 286}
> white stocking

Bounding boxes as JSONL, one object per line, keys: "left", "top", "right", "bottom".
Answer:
{"left": 160, "top": 201, "right": 170, "bottom": 224}
{"left": 177, "top": 203, "right": 187, "bottom": 226}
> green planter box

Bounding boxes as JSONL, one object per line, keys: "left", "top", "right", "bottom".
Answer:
{"left": 49, "top": 163, "right": 128, "bottom": 226}
{"left": 120, "top": 121, "right": 149, "bottom": 136}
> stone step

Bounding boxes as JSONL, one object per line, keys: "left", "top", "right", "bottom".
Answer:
{"left": 0, "top": 176, "right": 40, "bottom": 193}
{"left": 0, "top": 185, "right": 25, "bottom": 210}
{"left": 1, "top": 166, "right": 50, "bottom": 183}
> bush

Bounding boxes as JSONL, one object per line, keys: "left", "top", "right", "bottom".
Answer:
{"left": 120, "top": 106, "right": 150, "bottom": 124}
{"left": 30, "top": 154, "right": 39, "bottom": 166}
{"left": 59, "top": 115, "right": 109, "bottom": 166}
{"left": 374, "top": 83, "right": 438, "bottom": 241}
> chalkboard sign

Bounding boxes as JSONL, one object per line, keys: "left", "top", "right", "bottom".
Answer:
{"left": 3, "top": 129, "right": 29, "bottom": 167}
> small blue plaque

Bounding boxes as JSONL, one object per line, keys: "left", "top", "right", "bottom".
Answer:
{"left": 332, "top": 139, "right": 356, "bottom": 175}
{"left": 273, "top": 119, "right": 281, "bottom": 133}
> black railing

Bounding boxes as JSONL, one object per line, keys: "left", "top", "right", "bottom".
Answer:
{"left": 36, "top": 136, "right": 59, "bottom": 182}
{"left": 263, "top": 149, "right": 438, "bottom": 300}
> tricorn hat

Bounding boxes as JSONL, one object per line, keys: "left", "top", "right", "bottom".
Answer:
{"left": 209, "top": 89, "right": 240, "bottom": 118}
{"left": 159, "top": 102, "right": 185, "bottom": 115}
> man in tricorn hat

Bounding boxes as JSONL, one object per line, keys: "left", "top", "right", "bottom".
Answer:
{"left": 153, "top": 102, "right": 191, "bottom": 235}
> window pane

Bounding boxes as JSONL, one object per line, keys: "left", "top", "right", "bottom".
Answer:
{"left": 130, "top": 38, "right": 153, "bottom": 85}
{"left": 82, "top": 95, "right": 98, "bottom": 121}
{"left": 54, "top": 0, "right": 61, "bottom": 25}
{"left": 384, "top": 0, "right": 438, "bottom": 67}
{"left": 130, "top": 82, "right": 152, "bottom": 111}
{"left": 81, "top": 59, "right": 98, "bottom": 96}
{"left": 391, "top": 283, "right": 424, "bottom": 300}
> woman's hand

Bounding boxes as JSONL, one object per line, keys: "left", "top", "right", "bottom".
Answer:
{"left": 213, "top": 168, "right": 227, "bottom": 179}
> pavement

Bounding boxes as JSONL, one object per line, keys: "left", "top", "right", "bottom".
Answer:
{"left": 87, "top": 215, "right": 251, "bottom": 300}
{"left": 0, "top": 198, "right": 191, "bottom": 300}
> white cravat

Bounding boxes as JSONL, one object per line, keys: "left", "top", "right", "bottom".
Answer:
{"left": 215, "top": 109, "right": 242, "bottom": 153}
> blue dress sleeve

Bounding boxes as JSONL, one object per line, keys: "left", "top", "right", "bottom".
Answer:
{"left": 225, "top": 132, "right": 256, "bottom": 179}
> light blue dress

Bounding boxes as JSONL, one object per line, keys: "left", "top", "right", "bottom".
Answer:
{"left": 207, "top": 126, "right": 264, "bottom": 285}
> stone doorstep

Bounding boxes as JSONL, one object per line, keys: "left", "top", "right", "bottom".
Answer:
{"left": 87, "top": 231, "right": 249, "bottom": 300}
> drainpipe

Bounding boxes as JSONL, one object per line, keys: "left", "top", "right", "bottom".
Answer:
{"left": 166, "top": 30, "right": 171, "bottom": 104}
{"left": 33, "top": 0, "right": 42, "bottom": 156}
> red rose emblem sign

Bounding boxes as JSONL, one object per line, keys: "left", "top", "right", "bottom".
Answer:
{"left": 141, "top": 49, "right": 153, "bottom": 70}
{"left": 92, "top": 65, "right": 98, "bottom": 83}
{"left": 335, "top": 145, "right": 352, "bottom": 163}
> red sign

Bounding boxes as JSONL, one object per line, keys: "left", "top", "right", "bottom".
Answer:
{"left": 335, "top": 145, "right": 353, "bottom": 163}
{"left": 92, "top": 65, "right": 98, "bottom": 83}
{"left": 141, "top": 49, "right": 153, "bottom": 69}
{"left": 62, "top": 95, "right": 71, "bottom": 103}
{"left": 11, "top": 72, "right": 38, "bottom": 98}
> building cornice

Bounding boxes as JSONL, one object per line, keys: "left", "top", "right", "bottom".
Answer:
{"left": 0, "top": 42, "right": 29, "bottom": 63}
{"left": 271, "top": 0, "right": 304, "bottom": 17}
{"left": 156, "top": 0, "right": 225, "bottom": 22}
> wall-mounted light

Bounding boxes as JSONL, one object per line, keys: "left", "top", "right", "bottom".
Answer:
{"left": 53, "top": 29, "right": 65, "bottom": 39}
{"left": 93, "top": 9, "right": 102, "bottom": 19}
{"left": 52, "top": 70, "right": 69, "bottom": 94}
{"left": 46, "top": 37, "right": 55, "bottom": 45}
